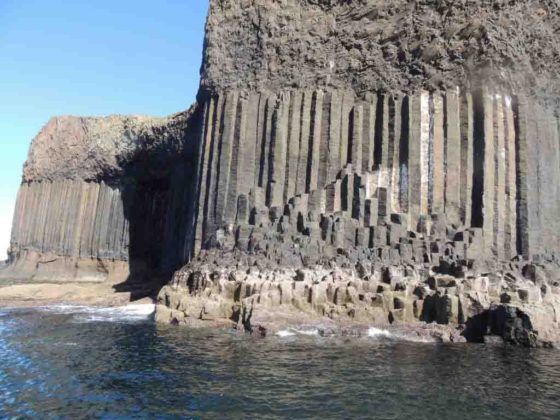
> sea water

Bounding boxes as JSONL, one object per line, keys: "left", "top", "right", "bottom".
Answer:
{"left": 1, "top": 305, "right": 559, "bottom": 419}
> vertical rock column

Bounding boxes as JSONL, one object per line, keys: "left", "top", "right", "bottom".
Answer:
{"left": 307, "top": 91, "right": 324, "bottom": 192}
{"left": 194, "top": 97, "right": 217, "bottom": 252}
{"left": 481, "top": 89, "right": 496, "bottom": 256}
{"left": 327, "top": 92, "right": 342, "bottom": 182}
{"left": 339, "top": 92, "right": 355, "bottom": 169}
{"left": 269, "top": 93, "right": 290, "bottom": 208}
{"left": 444, "top": 89, "right": 463, "bottom": 225}
{"left": 214, "top": 92, "right": 239, "bottom": 226}
{"left": 375, "top": 95, "right": 391, "bottom": 190}
{"left": 350, "top": 104, "right": 363, "bottom": 173}
{"left": 494, "top": 94, "right": 507, "bottom": 260}
{"left": 390, "top": 95, "right": 402, "bottom": 213}
{"left": 285, "top": 91, "right": 303, "bottom": 202}
{"left": 10, "top": 180, "right": 130, "bottom": 260}
{"left": 431, "top": 93, "right": 445, "bottom": 215}
{"left": 459, "top": 92, "right": 474, "bottom": 228}
{"left": 296, "top": 92, "right": 312, "bottom": 196}
{"left": 407, "top": 94, "right": 423, "bottom": 231}
{"left": 503, "top": 95, "right": 517, "bottom": 259}
{"left": 362, "top": 94, "right": 376, "bottom": 176}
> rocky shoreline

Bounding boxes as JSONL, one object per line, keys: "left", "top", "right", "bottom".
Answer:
{"left": 1, "top": 257, "right": 556, "bottom": 348}
{"left": 0, "top": 275, "right": 156, "bottom": 309}
{"left": 154, "top": 239, "right": 560, "bottom": 348}
{"left": 3, "top": 0, "right": 560, "bottom": 351}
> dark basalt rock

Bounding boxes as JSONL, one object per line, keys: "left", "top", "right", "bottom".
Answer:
{"left": 1, "top": 108, "right": 200, "bottom": 287}
{"left": 3, "top": 1, "right": 560, "bottom": 346}
{"left": 201, "top": 0, "right": 560, "bottom": 99}
{"left": 465, "top": 304, "right": 542, "bottom": 348}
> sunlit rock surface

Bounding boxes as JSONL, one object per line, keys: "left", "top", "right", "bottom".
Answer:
{"left": 4, "top": 0, "right": 560, "bottom": 346}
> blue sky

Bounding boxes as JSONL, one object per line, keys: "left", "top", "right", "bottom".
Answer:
{"left": 0, "top": 0, "right": 208, "bottom": 259}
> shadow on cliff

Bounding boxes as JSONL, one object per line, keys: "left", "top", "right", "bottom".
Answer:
{"left": 110, "top": 108, "right": 201, "bottom": 302}
{"left": 111, "top": 179, "right": 174, "bottom": 301}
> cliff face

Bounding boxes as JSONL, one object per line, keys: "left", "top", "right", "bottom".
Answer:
{"left": 23, "top": 113, "right": 190, "bottom": 183}
{"left": 192, "top": 0, "right": 560, "bottom": 261}
{"left": 157, "top": 0, "right": 560, "bottom": 346}
{"left": 201, "top": 0, "right": 560, "bottom": 96}
{"left": 4, "top": 0, "right": 560, "bottom": 345}
{"left": 190, "top": 89, "right": 560, "bottom": 261}
{"left": 4, "top": 109, "right": 199, "bottom": 286}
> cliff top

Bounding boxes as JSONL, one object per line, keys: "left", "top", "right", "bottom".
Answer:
{"left": 23, "top": 109, "right": 194, "bottom": 183}
{"left": 201, "top": 0, "right": 560, "bottom": 97}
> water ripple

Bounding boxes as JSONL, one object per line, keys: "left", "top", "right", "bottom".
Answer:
{"left": 0, "top": 306, "right": 559, "bottom": 418}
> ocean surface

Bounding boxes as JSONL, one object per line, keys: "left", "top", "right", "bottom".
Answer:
{"left": 1, "top": 305, "right": 559, "bottom": 419}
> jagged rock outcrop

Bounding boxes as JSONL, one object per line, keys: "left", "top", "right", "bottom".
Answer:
{"left": 156, "top": 200, "right": 560, "bottom": 346}
{"left": 4, "top": 0, "right": 560, "bottom": 346}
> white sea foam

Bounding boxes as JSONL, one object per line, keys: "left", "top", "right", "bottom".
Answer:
{"left": 276, "top": 328, "right": 320, "bottom": 337}
{"left": 276, "top": 330, "right": 296, "bottom": 337}
{"left": 38, "top": 304, "right": 89, "bottom": 314}
{"left": 367, "top": 326, "right": 435, "bottom": 343}
{"left": 38, "top": 304, "right": 155, "bottom": 322}
{"left": 293, "top": 328, "right": 320, "bottom": 336}
{"left": 367, "top": 327, "right": 394, "bottom": 339}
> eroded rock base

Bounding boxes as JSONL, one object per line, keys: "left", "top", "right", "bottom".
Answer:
{"left": 156, "top": 232, "right": 560, "bottom": 347}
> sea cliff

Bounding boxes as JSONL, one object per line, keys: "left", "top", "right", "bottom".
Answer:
{"left": 3, "top": 0, "right": 560, "bottom": 346}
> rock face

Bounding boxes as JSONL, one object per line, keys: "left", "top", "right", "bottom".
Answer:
{"left": 160, "top": 0, "right": 560, "bottom": 346}
{"left": 3, "top": 110, "right": 199, "bottom": 287}
{"left": 23, "top": 112, "right": 191, "bottom": 183}
{"left": 5, "top": 0, "right": 560, "bottom": 346}
{"left": 191, "top": 90, "right": 560, "bottom": 261}
{"left": 201, "top": 0, "right": 560, "bottom": 96}
{"left": 156, "top": 215, "right": 560, "bottom": 346}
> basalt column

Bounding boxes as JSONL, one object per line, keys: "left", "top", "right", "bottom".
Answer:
{"left": 3, "top": 112, "right": 197, "bottom": 284}
{"left": 191, "top": 89, "right": 553, "bottom": 261}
